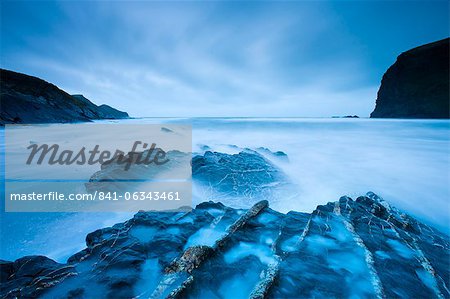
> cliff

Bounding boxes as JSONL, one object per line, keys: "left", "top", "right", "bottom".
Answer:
{"left": 370, "top": 38, "right": 449, "bottom": 118}
{"left": 0, "top": 69, "right": 128, "bottom": 124}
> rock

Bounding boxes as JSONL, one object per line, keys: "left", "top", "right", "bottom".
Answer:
{"left": 192, "top": 151, "right": 295, "bottom": 202}
{"left": 332, "top": 115, "right": 359, "bottom": 118}
{"left": 0, "top": 256, "right": 76, "bottom": 298}
{"left": 72, "top": 95, "right": 128, "bottom": 119}
{"left": 0, "top": 69, "right": 128, "bottom": 124}
{"left": 199, "top": 144, "right": 211, "bottom": 151}
{"left": 256, "top": 147, "right": 288, "bottom": 160}
{"left": 165, "top": 245, "right": 215, "bottom": 274}
{"left": 1, "top": 193, "right": 448, "bottom": 298}
{"left": 0, "top": 260, "right": 13, "bottom": 283}
{"left": 371, "top": 38, "right": 449, "bottom": 118}
{"left": 85, "top": 149, "right": 190, "bottom": 193}
{"left": 161, "top": 127, "right": 174, "bottom": 133}
{"left": 249, "top": 259, "right": 280, "bottom": 299}
{"left": 88, "top": 148, "right": 295, "bottom": 200}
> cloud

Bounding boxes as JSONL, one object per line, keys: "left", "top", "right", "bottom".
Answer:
{"left": 2, "top": 1, "right": 446, "bottom": 117}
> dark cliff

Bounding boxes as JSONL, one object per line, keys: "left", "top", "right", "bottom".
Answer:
{"left": 370, "top": 38, "right": 449, "bottom": 118}
{"left": 0, "top": 69, "right": 128, "bottom": 124}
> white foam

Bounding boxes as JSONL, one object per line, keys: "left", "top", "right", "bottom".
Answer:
{"left": 223, "top": 242, "right": 275, "bottom": 265}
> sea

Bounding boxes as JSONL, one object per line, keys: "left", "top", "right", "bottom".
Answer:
{"left": 1, "top": 117, "right": 449, "bottom": 262}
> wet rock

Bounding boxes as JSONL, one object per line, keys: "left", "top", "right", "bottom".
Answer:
{"left": 165, "top": 246, "right": 215, "bottom": 274}
{"left": 249, "top": 259, "right": 280, "bottom": 299}
{"left": 1, "top": 194, "right": 448, "bottom": 299}
{"left": 86, "top": 149, "right": 294, "bottom": 203}
{"left": 0, "top": 256, "right": 76, "bottom": 298}
{"left": 86, "top": 149, "right": 190, "bottom": 193}
{"left": 192, "top": 151, "right": 295, "bottom": 202}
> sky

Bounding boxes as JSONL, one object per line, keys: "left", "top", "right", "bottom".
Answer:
{"left": 1, "top": 1, "right": 449, "bottom": 117}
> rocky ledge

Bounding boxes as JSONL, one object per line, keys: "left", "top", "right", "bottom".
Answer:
{"left": 1, "top": 192, "right": 448, "bottom": 299}
{"left": 370, "top": 38, "right": 449, "bottom": 119}
{"left": 0, "top": 69, "right": 128, "bottom": 124}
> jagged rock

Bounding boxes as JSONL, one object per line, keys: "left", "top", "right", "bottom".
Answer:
{"left": 1, "top": 193, "right": 448, "bottom": 299}
{"left": 0, "top": 256, "right": 76, "bottom": 298}
{"left": 0, "top": 69, "right": 128, "bottom": 124}
{"left": 370, "top": 38, "right": 450, "bottom": 119}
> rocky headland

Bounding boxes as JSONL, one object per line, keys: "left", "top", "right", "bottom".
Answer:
{"left": 371, "top": 38, "right": 449, "bottom": 119}
{"left": 0, "top": 69, "right": 128, "bottom": 124}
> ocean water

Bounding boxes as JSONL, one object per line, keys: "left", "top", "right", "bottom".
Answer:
{"left": 1, "top": 118, "right": 449, "bottom": 262}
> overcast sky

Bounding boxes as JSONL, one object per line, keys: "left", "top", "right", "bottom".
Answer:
{"left": 1, "top": 1, "right": 448, "bottom": 117}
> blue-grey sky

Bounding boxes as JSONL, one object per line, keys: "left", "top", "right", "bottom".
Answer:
{"left": 1, "top": 1, "right": 448, "bottom": 117}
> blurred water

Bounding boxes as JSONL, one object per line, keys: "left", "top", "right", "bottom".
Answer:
{"left": 188, "top": 118, "right": 450, "bottom": 233}
{"left": 1, "top": 118, "right": 449, "bottom": 262}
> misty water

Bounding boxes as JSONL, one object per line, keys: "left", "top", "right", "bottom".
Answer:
{"left": 1, "top": 118, "right": 449, "bottom": 262}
